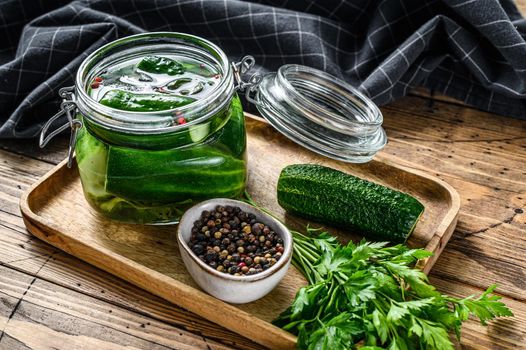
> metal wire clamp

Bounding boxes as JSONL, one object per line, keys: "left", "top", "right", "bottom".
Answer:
{"left": 232, "top": 56, "right": 262, "bottom": 105}
{"left": 39, "top": 86, "right": 83, "bottom": 168}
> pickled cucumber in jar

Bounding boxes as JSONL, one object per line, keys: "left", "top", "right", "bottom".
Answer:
{"left": 77, "top": 53, "right": 247, "bottom": 224}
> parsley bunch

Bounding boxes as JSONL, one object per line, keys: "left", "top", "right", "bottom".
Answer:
{"left": 273, "top": 228, "right": 513, "bottom": 350}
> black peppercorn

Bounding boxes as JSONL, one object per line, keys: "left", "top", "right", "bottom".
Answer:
{"left": 192, "top": 244, "right": 204, "bottom": 255}
{"left": 188, "top": 205, "right": 285, "bottom": 277}
{"left": 252, "top": 223, "right": 263, "bottom": 235}
{"left": 204, "top": 250, "right": 218, "bottom": 262}
{"left": 228, "top": 266, "right": 239, "bottom": 274}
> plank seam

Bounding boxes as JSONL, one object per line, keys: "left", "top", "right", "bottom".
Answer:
{"left": 430, "top": 271, "right": 526, "bottom": 302}
{"left": 3, "top": 298, "right": 182, "bottom": 350}
{"left": 0, "top": 261, "right": 261, "bottom": 350}
{"left": 383, "top": 103, "right": 526, "bottom": 135}
{"left": 0, "top": 146, "right": 61, "bottom": 166}
{"left": 393, "top": 135, "right": 526, "bottom": 144}
{"left": 202, "top": 335, "right": 213, "bottom": 350}
{"left": 454, "top": 210, "right": 523, "bottom": 238}
{"left": 1, "top": 251, "right": 58, "bottom": 266}
{"left": 407, "top": 92, "right": 499, "bottom": 115}
{"left": 0, "top": 222, "right": 29, "bottom": 236}
{"left": 0, "top": 252, "right": 55, "bottom": 343}
{"left": 0, "top": 207, "right": 22, "bottom": 220}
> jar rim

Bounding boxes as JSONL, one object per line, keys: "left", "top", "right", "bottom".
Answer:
{"left": 276, "top": 64, "right": 383, "bottom": 129}
{"left": 254, "top": 64, "right": 387, "bottom": 163}
{"left": 75, "top": 32, "right": 233, "bottom": 134}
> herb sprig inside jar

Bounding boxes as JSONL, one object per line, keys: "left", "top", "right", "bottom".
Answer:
{"left": 188, "top": 205, "right": 284, "bottom": 276}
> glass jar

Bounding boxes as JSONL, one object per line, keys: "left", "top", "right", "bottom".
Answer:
{"left": 66, "top": 33, "right": 246, "bottom": 224}
{"left": 41, "top": 32, "right": 387, "bottom": 225}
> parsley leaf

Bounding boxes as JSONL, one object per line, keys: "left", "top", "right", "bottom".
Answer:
{"left": 273, "top": 229, "right": 513, "bottom": 350}
{"left": 308, "top": 313, "right": 363, "bottom": 350}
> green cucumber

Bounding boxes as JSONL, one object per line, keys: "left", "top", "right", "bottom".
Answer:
{"left": 137, "top": 55, "right": 185, "bottom": 75}
{"left": 188, "top": 124, "right": 210, "bottom": 143}
{"left": 215, "top": 95, "right": 246, "bottom": 158}
{"left": 75, "top": 126, "right": 110, "bottom": 199}
{"left": 100, "top": 90, "right": 195, "bottom": 112}
{"left": 277, "top": 164, "right": 424, "bottom": 243}
{"left": 167, "top": 78, "right": 192, "bottom": 90}
{"left": 105, "top": 145, "right": 246, "bottom": 203}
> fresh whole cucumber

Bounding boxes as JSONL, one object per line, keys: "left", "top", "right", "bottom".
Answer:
{"left": 277, "top": 164, "right": 424, "bottom": 243}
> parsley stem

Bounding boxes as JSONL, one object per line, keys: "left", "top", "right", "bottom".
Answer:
{"left": 293, "top": 243, "right": 318, "bottom": 264}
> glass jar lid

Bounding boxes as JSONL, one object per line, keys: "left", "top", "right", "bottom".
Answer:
{"left": 249, "top": 64, "right": 387, "bottom": 163}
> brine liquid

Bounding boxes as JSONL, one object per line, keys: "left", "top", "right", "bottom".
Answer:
{"left": 77, "top": 54, "right": 247, "bottom": 225}
{"left": 89, "top": 54, "right": 221, "bottom": 108}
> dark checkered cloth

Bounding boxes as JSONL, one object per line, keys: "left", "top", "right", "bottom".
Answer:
{"left": 1, "top": 0, "right": 525, "bottom": 138}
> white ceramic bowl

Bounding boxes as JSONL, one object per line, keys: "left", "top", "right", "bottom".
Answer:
{"left": 177, "top": 198, "right": 293, "bottom": 304}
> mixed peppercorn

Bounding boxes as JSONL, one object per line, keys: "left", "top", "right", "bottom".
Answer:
{"left": 91, "top": 76, "right": 103, "bottom": 89}
{"left": 173, "top": 110, "right": 186, "bottom": 125}
{"left": 188, "top": 205, "right": 284, "bottom": 276}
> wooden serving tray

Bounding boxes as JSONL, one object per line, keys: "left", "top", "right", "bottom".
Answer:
{"left": 20, "top": 116, "right": 460, "bottom": 349}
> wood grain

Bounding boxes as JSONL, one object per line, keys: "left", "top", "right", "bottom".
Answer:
{"left": 2, "top": 2, "right": 526, "bottom": 343}
{"left": 18, "top": 117, "right": 459, "bottom": 349}
{"left": 1, "top": 89, "right": 525, "bottom": 348}
{"left": 429, "top": 276, "right": 525, "bottom": 349}
{"left": 0, "top": 266, "right": 234, "bottom": 350}
{"left": 377, "top": 96, "right": 526, "bottom": 305}
{"left": 0, "top": 90, "right": 524, "bottom": 348}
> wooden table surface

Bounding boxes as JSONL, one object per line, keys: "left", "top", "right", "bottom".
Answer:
{"left": 2, "top": 14, "right": 526, "bottom": 350}
{"left": 1, "top": 91, "right": 524, "bottom": 350}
